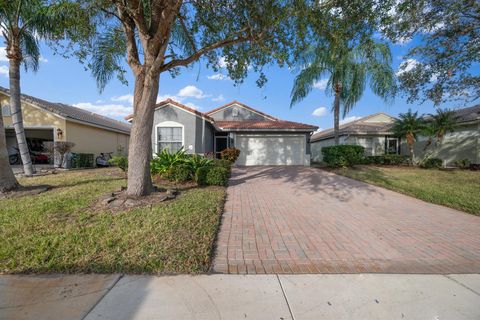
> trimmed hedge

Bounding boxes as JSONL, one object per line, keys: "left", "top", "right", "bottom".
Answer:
{"left": 420, "top": 158, "right": 443, "bottom": 169}
{"left": 195, "top": 166, "right": 210, "bottom": 186}
{"left": 71, "top": 153, "right": 94, "bottom": 168}
{"left": 206, "top": 166, "right": 230, "bottom": 186}
{"left": 321, "top": 145, "right": 365, "bottom": 167}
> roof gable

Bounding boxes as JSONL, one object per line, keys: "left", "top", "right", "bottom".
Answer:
{"left": 206, "top": 101, "right": 278, "bottom": 121}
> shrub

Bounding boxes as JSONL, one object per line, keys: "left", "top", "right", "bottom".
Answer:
{"left": 171, "top": 164, "right": 192, "bottom": 182}
{"left": 108, "top": 156, "right": 128, "bottom": 176}
{"left": 195, "top": 166, "right": 210, "bottom": 186}
{"left": 150, "top": 148, "right": 189, "bottom": 175}
{"left": 470, "top": 163, "right": 480, "bottom": 171}
{"left": 206, "top": 166, "right": 230, "bottom": 186}
{"left": 220, "top": 147, "right": 240, "bottom": 163}
{"left": 454, "top": 158, "right": 471, "bottom": 169}
{"left": 185, "top": 154, "right": 214, "bottom": 173}
{"left": 420, "top": 157, "right": 443, "bottom": 169}
{"left": 365, "top": 155, "right": 384, "bottom": 165}
{"left": 321, "top": 145, "right": 365, "bottom": 167}
{"left": 71, "top": 153, "right": 94, "bottom": 168}
{"left": 383, "top": 154, "right": 408, "bottom": 165}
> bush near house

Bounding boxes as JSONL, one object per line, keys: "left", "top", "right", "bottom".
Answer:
{"left": 108, "top": 156, "right": 128, "bottom": 176}
{"left": 454, "top": 158, "right": 471, "bottom": 169}
{"left": 206, "top": 166, "right": 230, "bottom": 186}
{"left": 71, "top": 153, "right": 95, "bottom": 168}
{"left": 322, "top": 145, "right": 365, "bottom": 167}
{"left": 420, "top": 157, "right": 443, "bottom": 169}
{"left": 220, "top": 147, "right": 241, "bottom": 163}
{"left": 364, "top": 154, "right": 408, "bottom": 165}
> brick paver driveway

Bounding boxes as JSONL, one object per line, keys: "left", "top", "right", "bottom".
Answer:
{"left": 212, "top": 166, "right": 480, "bottom": 274}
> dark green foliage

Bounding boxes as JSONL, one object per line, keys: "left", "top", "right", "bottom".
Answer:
{"left": 420, "top": 158, "right": 443, "bottom": 169}
{"left": 195, "top": 167, "right": 210, "bottom": 186}
{"left": 220, "top": 148, "right": 241, "bottom": 163}
{"left": 322, "top": 145, "right": 365, "bottom": 167}
{"left": 186, "top": 154, "right": 214, "bottom": 173}
{"left": 108, "top": 156, "right": 128, "bottom": 173}
{"left": 170, "top": 164, "right": 192, "bottom": 183}
{"left": 150, "top": 149, "right": 189, "bottom": 176}
{"left": 71, "top": 153, "right": 94, "bottom": 168}
{"left": 384, "top": 0, "right": 480, "bottom": 105}
{"left": 454, "top": 159, "right": 471, "bottom": 169}
{"left": 206, "top": 167, "right": 230, "bottom": 186}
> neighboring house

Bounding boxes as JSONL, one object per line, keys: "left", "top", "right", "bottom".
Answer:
{"left": 0, "top": 86, "right": 130, "bottom": 166}
{"left": 310, "top": 113, "right": 399, "bottom": 162}
{"left": 404, "top": 105, "right": 480, "bottom": 165}
{"left": 125, "top": 100, "right": 318, "bottom": 165}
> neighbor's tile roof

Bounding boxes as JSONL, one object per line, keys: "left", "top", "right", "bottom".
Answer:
{"left": 452, "top": 104, "right": 480, "bottom": 123}
{"left": 215, "top": 120, "right": 318, "bottom": 130}
{"left": 311, "top": 113, "right": 395, "bottom": 141}
{"left": 0, "top": 86, "right": 131, "bottom": 134}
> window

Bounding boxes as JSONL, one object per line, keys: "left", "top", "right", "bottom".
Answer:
{"left": 232, "top": 107, "right": 239, "bottom": 117}
{"left": 1, "top": 104, "right": 11, "bottom": 116}
{"left": 157, "top": 126, "right": 183, "bottom": 152}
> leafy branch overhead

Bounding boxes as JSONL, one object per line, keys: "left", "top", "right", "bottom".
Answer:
{"left": 67, "top": 0, "right": 311, "bottom": 91}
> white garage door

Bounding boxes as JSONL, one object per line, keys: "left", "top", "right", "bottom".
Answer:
{"left": 235, "top": 135, "right": 306, "bottom": 165}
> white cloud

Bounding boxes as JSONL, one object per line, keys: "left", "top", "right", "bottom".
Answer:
{"left": 39, "top": 56, "right": 48, "bottom": 63}
{"left": 73, "top": 102, "right": 132, "bottom": 119}
{"left": 0, "top": 47, "right": 7, "bottom": 62}
{"left": 177, "top": 85, "right": 209, "bottom": 99}
{"left": 184, "top": 102, "right": 201, "bottom": 110}
{"left": 314, "top": 127, "right": 324, "bottom": 133}
{"left": 394, "top": 36, "right": 412, "bottom": 45}
{"left": 312, "top": 106, "right": 328, "bottom": 117}
{"left": 396, "top": 58, "right": 419, "bottom": 76}
{"left": 313, "top": 79, "right": 329, "bottom": 90}
{"left": 207, "top": 73, "right": 230, "bottom": 81}
{"left": 340, "top": 116, "right": 362, "bottom": 124}
{"left": 218, "top": 56, "right": 227, "bottom": 68}
{"left": 156, "top": 94, "right": 182, "bottom": 103}
{"left": 111, "top": 94, "right": 134, "bottom": 105}
{"left": 212, "top": 94, "right": 225, "bottom": 102}
{"left": 0, "top": 65, "right": 8, "bottom": 76}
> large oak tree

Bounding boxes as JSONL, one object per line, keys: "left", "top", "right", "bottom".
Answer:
{"left": 70, "top": 0, "right": 311, "bottom": 197}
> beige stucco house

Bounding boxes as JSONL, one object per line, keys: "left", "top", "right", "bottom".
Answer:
{"left": 0, "top": 86, "right": 130, "bottom": 166}
{"left": 311, "top": 106, "right": 480, "bottom": 165}
{"left": 311, "top": 113, "right": 399, "bottom": 162}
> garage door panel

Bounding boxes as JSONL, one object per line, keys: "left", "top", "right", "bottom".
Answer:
{"left": 236, "top": 135, "right": 305, "bottom": 166}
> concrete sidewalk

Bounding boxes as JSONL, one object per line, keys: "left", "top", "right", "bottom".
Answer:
{"left": 1, "top": 274, "right": 479, "bottom": 320}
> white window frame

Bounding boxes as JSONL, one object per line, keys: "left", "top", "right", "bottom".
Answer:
{"left": 155, "top": 121, "right": 184, "bottom": 153}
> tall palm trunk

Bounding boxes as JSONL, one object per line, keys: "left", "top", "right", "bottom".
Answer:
{"left": 0, "top": 104, "right": 19, "bottom": 192}
{"left": 8, "top": 44, "right": 34, "bottom": 176}
{"left": 406, "top": 132, "right": 415, "bottom": 165}
{"left": 333, "top": 83, "right": 342, "bottom": 145}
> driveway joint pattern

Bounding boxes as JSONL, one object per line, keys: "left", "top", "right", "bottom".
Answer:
{"left": 212, "top": 166, "right": 480, "bottom": 274}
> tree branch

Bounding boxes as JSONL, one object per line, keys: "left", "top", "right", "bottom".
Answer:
{"left": 159, "top": 31, "right": 254, "bottom": 73}
{"left": 117, "top": 6, "right": 142, "bottom": 75}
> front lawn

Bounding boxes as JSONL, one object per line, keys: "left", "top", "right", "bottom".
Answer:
{"left": 0, "top": 169, "right": 225, "bottom": 274}
{"left": 329, "top": 166, "right": 480, "bottom": 215}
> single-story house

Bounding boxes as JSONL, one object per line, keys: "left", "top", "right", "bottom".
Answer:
{"left": 310, "top": 113, "right": 400, "bottom": 162}
{"left": 0, "top": 86, "right": 130, "bottom": 166}
{"left": 125, "top": 100, "right": 318, "bottom": 166}
{"left": 311, "top": 105, "right": 480, "bottom": 165}
{"left": 404, "top": 105, "right": 480, "bottom": 164}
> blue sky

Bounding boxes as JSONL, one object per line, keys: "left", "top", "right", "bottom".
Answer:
{"left": 0, "top": 36, "right": 451, "bottom": 132}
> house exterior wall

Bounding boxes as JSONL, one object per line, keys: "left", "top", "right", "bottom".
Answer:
{"left": 1, "top": 93, "right": 67, "bottom": 142}
{"left": 311, "top": 135, "right": 390, "bottom": 162}
{"left": 401, "top": 122, "right": 480, "bottom": 164}
{"left": 151, "top": 104, "right": 214, "bottom": 154}
{"left": 65, "top": 121, "right": 129, "bottom": 157}
{"left": 209, "top": 104, "right": 269, "bottom": 121}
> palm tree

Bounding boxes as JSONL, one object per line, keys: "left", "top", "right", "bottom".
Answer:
{"left": 0, "top": 0, "right": 80, "bottom": 177}
{"left": 290, "top": 38, "right": 396, "bottom": 145}
{"left": 429, "top": 108, "right": 459, "bottom": 143}
{"left": 392, "top": 109, "right": 426, "bottom": 164}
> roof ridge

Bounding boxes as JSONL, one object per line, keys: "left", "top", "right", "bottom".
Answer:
{"left": 205, "top": 101, "right": 278, "bottom": 120}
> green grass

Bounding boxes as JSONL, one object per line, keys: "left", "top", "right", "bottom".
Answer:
{"left": 0, "top": 169, "right": 226, "bottom": 274}
{"left": 329, "top": 165, "right": 480, "bottom": 215}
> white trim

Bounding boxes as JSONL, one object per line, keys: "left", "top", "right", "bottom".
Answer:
{"left": 219, "top": 128, "right": 314, "bottom": 132}
{"left": 155, "top": 102, "right": 213, "bottom": 123}
{"left": 208, "top": 102, "right": 277, "bottom": 121}
{"left": 154, "top": 120, "right": 185, "bottom": 154}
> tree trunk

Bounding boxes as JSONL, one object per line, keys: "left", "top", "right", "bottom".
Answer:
{"left": 333, "top": 84, "right": 341, "bottom": 145}
{"left": 126, "top": 72, "right": 160, "bottom": 197}
{"left": 9, "top": 58, "right": 34, "bottom": 176}
{"left": 409, "top": 143, "right": 414, "bottom": 165}
{"left": 0, "top": 103, "right": 19, "bottom": 192}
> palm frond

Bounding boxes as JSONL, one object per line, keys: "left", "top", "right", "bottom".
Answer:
{"left": 20, "top": 30, "right": 40, "bottom": 72}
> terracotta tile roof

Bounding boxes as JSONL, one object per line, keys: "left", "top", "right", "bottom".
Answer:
{"left": 0, "top": 86, "right": 131, "bottom": 134}
{"left": 206, "top": 101, "right": 278, "bottom": 121}
{"left": 215, "top": 120, "right": 318, "bottom": 130}
{"left": 125, "top": 99, "right": 214, "bottom": 122}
